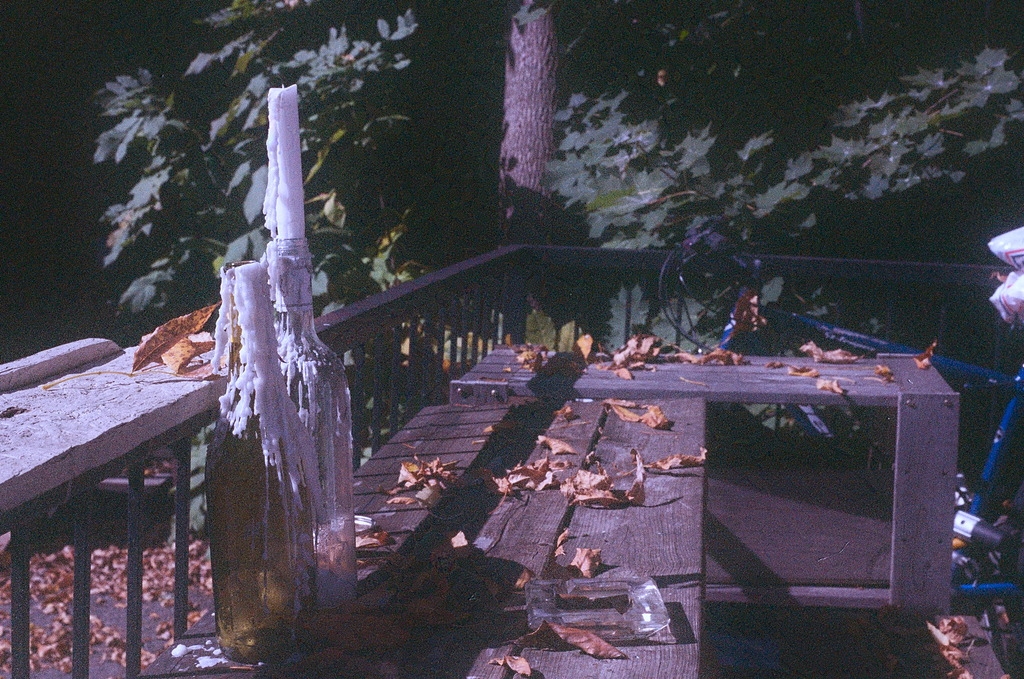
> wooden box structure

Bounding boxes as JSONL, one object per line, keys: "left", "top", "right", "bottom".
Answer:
{"left": 453, "top": 348, "right": 959, "bottom": 615}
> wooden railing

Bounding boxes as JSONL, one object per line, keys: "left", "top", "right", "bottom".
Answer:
{"left": 0, "top": 244, "right": 1011, "bottom": 678}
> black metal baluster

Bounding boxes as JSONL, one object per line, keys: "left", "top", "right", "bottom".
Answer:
{"left": 72, "top": 495, "right": 93, "bottom": 679}
{"left": 420, "top": 311, "right": 433, "bottom": 406}
{"left": 172, "top": 438, "right": 191, "bottom": 639}
{"left": 126, "top": 460, "right": 144, "bottom": 679}
{"left": 470, "top": 285, "right": 483, "bottom": 367}
{"left": 10, "top": 521, "right": 31, "bottom": 679}
{"left": 448, "top": 298, "right": 461, "bottom": 379}
{"left": 460, "top": 294, "right": 471, "bottom": 373}
{"left": 407, "top": 318, "right": 420, "bottom": 417}
{"left": 372, "top": 335, "right": 386, "bottom": 452}
{"left": 434, "top": 307, "right": 448, "bottom": 405}
{"left": 624, "top": 284, "right": 633, "bottom": 345}
{"left": 351, "top": 344, "right": 367, "bottom": 466}
{"left": 480, "top": 284, "right": 494, "bottom": 358}
{"left": 389, "top": 324, "right": 403, "bottom": 435}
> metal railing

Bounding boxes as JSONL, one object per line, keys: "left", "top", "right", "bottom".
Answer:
{"left": 0, "top": 244, "right": 1011, "bottom": 678}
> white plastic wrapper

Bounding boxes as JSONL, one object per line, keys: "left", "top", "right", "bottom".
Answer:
{"left": 990, "top": 271, "right": 1024, "bottom": 323}
{"left": 989, "top": 225, "right": 1024, "bottom": 269}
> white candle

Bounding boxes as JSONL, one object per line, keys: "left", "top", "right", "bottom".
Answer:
{"left": 265, "top": 85, "right": 306, "bottom": 241}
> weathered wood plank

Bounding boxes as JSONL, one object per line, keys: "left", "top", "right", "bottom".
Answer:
{"left": 0, "top": 345, "right": 223, "bottom": 519}
{"left": 705, "top": 469, "right": 893, "bottom": 588}
{"left": 0, "top": 338, "right": 122, "bottom": 393}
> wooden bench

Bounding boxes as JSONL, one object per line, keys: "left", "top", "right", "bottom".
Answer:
{"left": 143, "top": 395, "right": 707, "bottom": 678}
{"left": 452, "top": 347, "right": 959, "bottom": 615}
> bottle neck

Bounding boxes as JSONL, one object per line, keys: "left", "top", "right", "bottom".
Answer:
{"left": 272, "top": 238, "right": 318, "bottom": 342}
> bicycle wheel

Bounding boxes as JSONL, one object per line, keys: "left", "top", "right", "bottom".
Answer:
{"left": 982, "top": 599, "right": 1024, "bottom": 677}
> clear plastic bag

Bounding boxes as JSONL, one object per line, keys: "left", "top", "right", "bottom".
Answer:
{"left": 990, "top": 271, "right": 1024, "bottom": 323}
{"left": 989, "top": 225, "right": 1024, "bottom": 269}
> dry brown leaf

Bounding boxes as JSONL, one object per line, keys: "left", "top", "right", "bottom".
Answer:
{"left": 800, "top": 340, "right": 861, "bottom": 364}
{"left": 764, "top": 360, "right": 785, "bottom": 369}
{"left": 609, "top": 334, "right": 661, "bottom": 369}
{"left": 132, "top": 303, "right": 220, "bottom": 372}
{"left": 816, "top": 378, "right": 846, "bottom": 395}
{"left": 515, "top": 568, "right": 535, "bottom": 590}
{"left": 608, "top": 402, "right": 642, "bottom": 423}
{"left": 386, "top": 496, "right": 420, "bottom": 505}
{"left": 355, "top": 530, "right": 395, "bottom": 549}
{"left": 639, "top": 405, "right": 673, "bottom": 430}
{"left": 554, "top": 404, "right": 579, "bottom": 421}
{"left": 787, "top": 365, "right": 820, "bottom": 378}
{"left": 915, "top": 340, "right": 937, "bottom": 369}
{"left": 732, "top": 288, "right": 768, "bottom": 334}
{"left": 390, "top": 457, "right": 459, "bottom": 493}
{"left": 675, "top": 348, "right": 749, "bottom": 366}
{"left": 538, "top": 435, "right": 578, "bottom": 455}
{"left": 575, "top": 334, "right": 594, "bottom": 362}
{"left": 568, "top": 547, "right": 602, "bottom": 578}
{"left": 626, "top": 448, "right": 646, "bottom": 506}
{"left": 603, "top": 398, "right": 640, "bottom": 408}
{"left": 489, "top": 655, "right": 532, "bottom": 676}
{"left": 613, "top": 367, "right": 633, "bottom": 380}
{"left": 554, "top": 528, "right": 570, "bottom": 557}
{"left": 160, "top": 332, "right": 216, "bottom": 374}
{"left": 874, "top": 364, "right": 896, "bottom": 382}
{"left": 450, "top": 531, "right": 469, "bottom": 549}
{"left": 646, "top": 446, "right": 707, "bottom": 470}
{"left": 517, "top": 621, "right": 627, "bottom": 659}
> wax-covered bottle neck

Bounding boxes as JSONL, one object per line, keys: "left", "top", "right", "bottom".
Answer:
{"left": 272, "top": 237, "right": 315, "bottom": 313}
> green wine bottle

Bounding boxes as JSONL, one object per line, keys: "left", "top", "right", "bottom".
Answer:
{"left": 206, "top": 260, "right": 319, "bottom": 664}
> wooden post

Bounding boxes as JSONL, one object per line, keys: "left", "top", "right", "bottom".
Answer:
{"left": 888, "top": 364, "right": 959, "bottom": 615}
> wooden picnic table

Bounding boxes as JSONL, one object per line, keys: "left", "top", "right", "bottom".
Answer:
{"left": 144, "top": 389, "right": 707, "bottom": 677}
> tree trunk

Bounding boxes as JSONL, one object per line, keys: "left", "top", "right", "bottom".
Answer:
{"left": 499, "top": 0, "right": 558, "bottom": 244}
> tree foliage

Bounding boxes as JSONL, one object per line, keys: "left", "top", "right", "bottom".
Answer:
{"left": 94, "top": 0, "right": 417, "bottom": 324}
{"left": 547, "top": 48, "right": 1024, "bottom": 248}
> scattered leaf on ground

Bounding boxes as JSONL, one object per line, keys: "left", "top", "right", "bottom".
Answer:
{"left": 608, "top": 403, "right": 642, "bottom": 423}
{"left": 386, "top": 496, "right": 420, "bottom": 505}
{"left": 626, "top": 448, "right": 646, "bottom": 506}
{"left": 609, "top": 334, "right": 661, "bottom": 369}
{"left": 603, "top": 398, "right": 640, "bottom": 408}
{"left": 816, "top": 378, "right": 847, "bottom": 395}
{"left": 389, "top": 457, "right": 459, "bottom": 494}
{"left": 489, "top": 655, "right": 532, "bottom": 676}
{"left": 646, "top": 446, "right": 707, "bottom": 470}
{"left": 915, "top": 340, "right": 937, "bottom": 369}
{"left": 160, "top": 332, "right": 216, "bottom": 374}
{"left": 517, "top": 621, "right": 627, "bottom": 659}
{"left": 764, "top": 360, "right": 785, "bottom": 369}
{"left": 613, "top": 367, "right": 633, "bottom": 380}
{"left": 800, "top": 340, "right": 861, "bottom": 364}
{"left": 538, "top": 435, "right": 578, "bottom": 455}
{"left": 132, "top": 303, "right": 220, "bottom": 372}
{"left": 450, "top": 531, "right": 469, "bottom": 549}
{"left": 568, "top": 548, "right": 602, "bottom": 578}
{"left": 787, "top": 365, "right": 820, "bottom": 378}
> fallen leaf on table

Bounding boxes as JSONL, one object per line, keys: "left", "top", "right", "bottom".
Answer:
{"left": 613, "top": 367, "right": 634, "bottom": 380}
{"left": 816, "top": 378, "right": 846, "bottom": 395}
{"left": 915, "top": 340, "right": 937, "bottom": 369}
{"left": 554, "top": 404, "right": 579, "bottom": 421}
{"left": 554, "top": 528, "right": 570, "bottom": 557}
{"left": 386, "top": 496, "right": 420, "bottom": 505}
{"left": 133, "top": 303, "right": 220, "bottom": 373}
{"left": 516, "top": 621, "right": 627, "bottom": 659}
{"left": 603, "top": 398, "right": 640, "bottom": 408}
{"left": 489, "top": 655, "right": 532, "bottom": 676}
{"left": 569, "top": 547, "right": 602, "bottom": 578}
{"left": 874, "top": 364, "right": 895, "bottom": 382}
{"left": 800, "top": 340, "right": 861, "bottom": 364}
{"left": 390, "top": 457, "right": 459, "bottom": 493}
{"left": 674, "top": 347, "right": 749, "bottom": 365}
{"left": 646, "top": 446, "right": 707, "bottom": 470}
{"left": 609, "top": 334, "right": 661, "bottom": 369}
{"left": 355, "top": 530, "right": 394, "bottom": 549}
{"left": 765, "top": 360, "right": 785, "bottom": 369}
{"left": 483, "top": 420, "right": 518, "bottom": 434}
{"left": 561, "top": 460, "right": 645, "bottom": 509}
{"left": 515, "top": 348, "right": 545, "bottom": 372}
{"left": 450, "top": 531, "right": 469, "bottom": 549}
{"left": 639, "top": 405, "right": 673, "bottom": 430}
{"left": 787, "top": 365, "right": 820, "bottom": 378}
{"left": 161, "top": 332, "right": 216, "bottom": 374}
{"left": 538, "top": 435, "right": 578, "bottom": 455}
{"left": 575, "top": 334, "right": 594, "bottom": 363}
{"left": 516, "top": 568, "right": 535, "bottom": 590}
{"left": 626, "top": 448, "right": 646, "bottom": 506}
{"left": 927, "top": 620, "right": 969, "bottom": 675}
{"left": 608, "top": 403, "right": 642, "bottom": 423}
